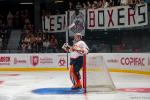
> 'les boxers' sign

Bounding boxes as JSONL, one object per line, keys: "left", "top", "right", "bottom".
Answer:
{"left": 88, "top": 4, "right": 148, "bottom": 29}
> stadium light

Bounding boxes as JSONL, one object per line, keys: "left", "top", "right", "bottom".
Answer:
{"left": 54, "top": 0, "right": 64, "bottom": 3}
{"left": 19, "top": 2, "right": 33, "bottom": 5}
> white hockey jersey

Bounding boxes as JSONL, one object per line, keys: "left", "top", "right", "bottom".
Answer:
{"left": 70, "top": 40, "right": 89, "bottom": 59}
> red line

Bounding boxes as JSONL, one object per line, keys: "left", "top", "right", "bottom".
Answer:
{"left": 0, "top": 74, "right": 19, "bottom": 77}
{"left": 0, "top": 81, "right": 4, "bottom": 84}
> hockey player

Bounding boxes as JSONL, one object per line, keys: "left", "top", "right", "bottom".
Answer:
{"left": 62, "top": 33, "right": 89, "bottom": 89}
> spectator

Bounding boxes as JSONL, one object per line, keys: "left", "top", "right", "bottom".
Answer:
{"left": 69, "top": 2, "right": 74, "bottom": 10}
{"left": 30, "top": 34, "right": 36, "bottom": 44}
{"left": 36, "top": 34, "right": 43, "bottom": 52}
{"left": 7, "top": 11, "right": 13, "bottom": 29}
{"left": 26, "top": 43, "right": 32, "bottom": 53}
{"left": 42, "top": 33, "right": 46, "bottom": 41}
{"left": 0, "top": 14, "right": 3, "bottom": 20}
{"left": 87, "top": 1, "right": 92, "bottom": 8}
{"left": 132, "top": 0, "right": 138, "bottom": 4}
{"left": 24, "top": 18, "right": 30, "bottom": 25}
{"left": 1, "top": 24, "right": 7, "bottom": 39}
{"left": 31, "top": 42, "right": 38, "bottom": 53}
{"left": 21, "top": 42, "right": 26, "bottom": 53}
{"left": 0, "top": 36, "right": 3, "bottom": 49}
{"left": 121, "top": 0, "right": 128, "bottom": 5}
{"left": 20, "top": 10, "right": 25, "bottom": 28}
{"left": 76, "top": 2, "right": 82, "bottom": 9}
{"left": 136, "top": 0, "right": 142, "bottom": 4}
{"left": 24, "top": 9, "right": 30, "bottom": 19}
{"left": 24, "top": 34, "right": 31, "bottom": 44}
{"left": 128, "top": 0, "right": 137, "bottom": 9}
{"left": 132, "top": 48, "right": 141, "bottom": 52}
{"left": 109, "top": 0, "right": 114, "bottom": 6}
{"left": 41, "top": 10, "right": 46, "bottom": 17}
{"left": 43, "top": 39, "right": 50, "bottom": 52}
{"left": 104, "top": 0, "right": 109, "bottom": 8}
{"left": 98, "top": 0, "right": 104, "bottom": 8}
{"left": 91, "top": 44, "right": 97, "bottom": 52}
{"left": 92, "top": 1, "right": 98, "bottom": 9}
{"left": 14, "top": 11, "right": 20, "bottom": 29}
{"left": 82, "top": 3, "right": 87, "bottom": 9}
{"left": 49, "top": 34, "right": 58, "bottom": 53}
{"left": 23, "top": 22, "right": 33, "bottom": 31}
{"left": 112, "top": 0, "right": 120, "bottom": 6}
{"left": 0, "top": 15, "right": 4, "bottom": 24}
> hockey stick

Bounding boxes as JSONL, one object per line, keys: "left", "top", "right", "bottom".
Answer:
{"left": 65, "top": 14, "right": 75, "bottom": 69}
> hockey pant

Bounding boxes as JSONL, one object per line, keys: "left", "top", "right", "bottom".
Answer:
{"left": 70, "top": 65, "right": 81, "bottom": 87}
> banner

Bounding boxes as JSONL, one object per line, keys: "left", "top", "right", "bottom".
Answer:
{"left": 68, "top": 9, "right": 86, "bottom": 36}
{"left": 42, "top": 4, "right": 148, "bottom": 33}
{"left": 0, "top": 54, "right": 67, "bottom": 68}
{"left": 87, "top": 4, "right": 148, "bottom": 29}
{"left": 87, "top": 53, "right": 150, "bottom": 72}
{"left": 44, "top": 15, "right": 66, "bottom": 33}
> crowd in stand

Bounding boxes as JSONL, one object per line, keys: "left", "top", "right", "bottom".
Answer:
{"left": 68, "top": 0, "right": 145, "bottom": 10}
{"left": 0, "top": 21, "right": 7, "bottom": 50}
{"left": 0, "top": 9, "right": 32, "bottom": 29}
{"left": 0, "top": 9, "right": 59, "bottom": 53}
{"left": 0, "top": 14, "right": 10, "bottom": 50}
{"left": 0, "top": 9, "right": 34, "bottom": 51}
{"left": 41, "top": 0, "right": 147, "bottom": 15}
{"left": 0, "top": 0, "right": 149, "bottom": 53}
{"left": 18, "top": 10, "right": 60, "bottom": 53}
{"left": 19, "top": 30, "right": 59, "bottom": 53}
{"left": 39, "top": 0, "right": 148, "bottom": 53}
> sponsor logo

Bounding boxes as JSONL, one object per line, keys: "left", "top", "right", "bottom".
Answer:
{"left": 0, "top": 56, "right": 11, "bottom": 65}
{"left": 30, "top": 56, "right": 39, "bottom": 66}
{"left": 30, "top": 56, "right": 53, "bottom": 65}
{"left": 0, "top": 56, "right": 10, "bottom": 62}
{"left": 58, "top": 57, "right": 66, "bottom": 66}
{"left": 40, "top": 57, "right": 53, "bottom": 64}
{"left": 148, "top": 57, "right": 150, "bottom": 66}
{"left": 107, "top": 59, "right": 118, "bottom": 63}
{"left": 120, "top": 57, "right": 145, "bottom": 66}
{"left": 14, "top": 58, "right": 27, "bottom": 64}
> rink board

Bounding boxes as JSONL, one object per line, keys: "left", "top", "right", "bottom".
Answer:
{"left": 0, "top": 53, "right": 150, "bottom": 75}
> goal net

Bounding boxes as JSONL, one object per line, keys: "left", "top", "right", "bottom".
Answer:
{"left": 83, "top": 54, "right": 116, "bottom": 93}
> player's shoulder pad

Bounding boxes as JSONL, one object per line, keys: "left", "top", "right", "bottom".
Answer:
{"left": 77, "top": 40, "right": 86, "bottom": 44}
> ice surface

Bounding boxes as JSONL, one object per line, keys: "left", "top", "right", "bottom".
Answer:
{"left": 0, "top": 71, "right": 150, "bottom": 100}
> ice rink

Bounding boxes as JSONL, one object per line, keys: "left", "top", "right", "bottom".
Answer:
{"left": 0, "top": 71, "right": 150, "bottom": 100}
